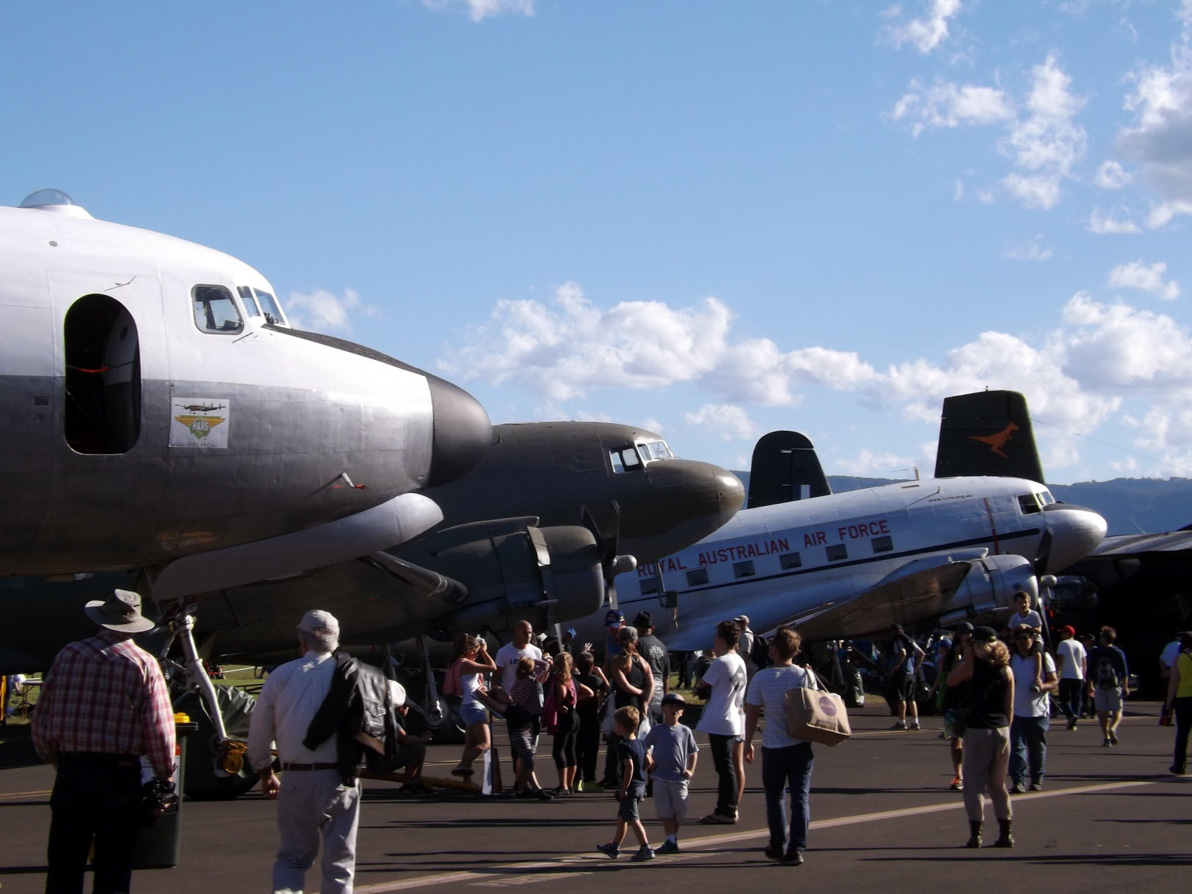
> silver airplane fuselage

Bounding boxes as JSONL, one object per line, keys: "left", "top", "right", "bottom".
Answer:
{"left": 0, "top": 197, "right": 490, "bottom": 581}
{"left": 582, "top": 475, "right": 1108, "bottom": 649}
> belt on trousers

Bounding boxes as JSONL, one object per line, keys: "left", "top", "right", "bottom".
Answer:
{"left": 281, "top": 762, "right": 339, "bottom": 771}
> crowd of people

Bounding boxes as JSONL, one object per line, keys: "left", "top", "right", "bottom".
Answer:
{"left": 23, "top": 585, "right": 1192, "bottom": 893}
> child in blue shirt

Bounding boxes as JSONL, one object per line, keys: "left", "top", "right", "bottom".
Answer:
{"left": 596, "top": 706, "right": 654, "bottom": 861}
{"left": 642, "top": 692, "right": 699, "bottom": 853}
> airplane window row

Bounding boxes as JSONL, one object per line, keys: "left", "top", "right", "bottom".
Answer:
{"left": 1017, "top": 493, "right": 1042, "bottom": 514}
{"left": 609, "top": 447, "right": 642, "bottom": 474}
{"left": 634, "top": 536, "right": 899, "bottom": 597}
{"left": 237, "top": 286, "right": 286, "bottom": 325}
{"left": 193, "top": 285, "right": 290, "bottom": 335}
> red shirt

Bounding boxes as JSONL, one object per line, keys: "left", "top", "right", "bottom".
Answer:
{"left": 32, "top": 629, "right": 176, "bottom": 779}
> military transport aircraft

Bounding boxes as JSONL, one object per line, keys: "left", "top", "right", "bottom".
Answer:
{"left": 0, "top": 189, "right": 491, "bottom": 594}
{"left": 0, "top": 188, "right": 491, "bottom": 769}
{"left": 0, "top": 422, "right": 743, "bottom": 666}
{"left": 575, "top": 390, "right": 1108, "bottom": 650}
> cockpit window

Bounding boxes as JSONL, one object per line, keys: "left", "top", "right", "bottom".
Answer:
{"left": 1017, "top": 493, "right": 1042, "bottom": 515}
{"left": 237, "top": 286, "right": 287, "bottom": 326}
{"left": 609, "top": 446, "right": 644, "bottom": 474}
{"left": 193, "top": 285, "right": 244, "bottom": 334}
{"left": 1037, "top": 490, "right": 1055, "bottom": 506}
{"left": 637, "top": 439, "right": 674, "bottom": 462}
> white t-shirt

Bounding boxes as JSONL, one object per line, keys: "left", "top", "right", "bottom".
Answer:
{"left": 494, "top": 642, "right": 543, "bottom": 692}
{"left": 1055, "top": 639, "right": 1086, "bottom": 680}
{"left": 1011, "top": 651, "right": 1056, "bottom": 718}
{"left": 696, "top": 651, "right": 747, "bottom": 737}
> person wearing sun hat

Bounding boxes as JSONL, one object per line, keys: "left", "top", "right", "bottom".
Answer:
{"left": 32, "top": 588, "right": 175, "bottom": 893}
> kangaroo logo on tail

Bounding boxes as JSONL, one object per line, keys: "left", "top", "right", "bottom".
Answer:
{"left": 970, "top": 422, "right": 1019, "bottom": 459}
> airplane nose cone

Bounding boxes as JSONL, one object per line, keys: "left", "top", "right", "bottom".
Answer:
{"left": 715, "top": 470, "right": 747, "bottom": 524}
{"left": 1041, "top": 503, "right": 1107, "bottom": 572}
{"left": 424, "top": 374, "right": 492, "bottom": 487}
{"left": 618, "top": 462, "right": 744, "bottom": 562}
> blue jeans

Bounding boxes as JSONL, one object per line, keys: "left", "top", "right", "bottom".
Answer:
{"left": 761, "top": 741, "right": 814, "bottom": 854}
{"left": 1009, "top": 715, "right": 1049, "bottom": 785}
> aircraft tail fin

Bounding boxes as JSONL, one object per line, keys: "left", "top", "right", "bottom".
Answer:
{"left": 934, "top": 390, "right": 1045, "bottom": 484}
{"left": 747, "top": 431, "right": 832, "bottom": 509}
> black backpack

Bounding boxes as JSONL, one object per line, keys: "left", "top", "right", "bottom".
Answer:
{"left": 751, "top": 633, "right": 771, "bottom": 669}
{"left": 1094, "top": 653, "right": 1120, "bottom": 691}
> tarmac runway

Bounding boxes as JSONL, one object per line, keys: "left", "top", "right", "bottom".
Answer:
{"left": 0, "top": 699, "right": 1187, "bottom": 893}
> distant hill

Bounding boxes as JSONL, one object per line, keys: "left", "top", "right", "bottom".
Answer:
{"left": 733, "top": 473, "right": 1192, "bottom": 537}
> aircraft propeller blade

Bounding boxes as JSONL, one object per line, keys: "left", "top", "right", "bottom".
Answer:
{"left": 1033, "top": 529, "right": 1053, "bottom": 575}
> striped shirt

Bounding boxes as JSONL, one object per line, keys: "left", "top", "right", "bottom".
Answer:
{"left": 745, "top": 664, "right": 812, "bottom": 750}
{"left": 32, "top": 629, "right": 176, "bottom": 779}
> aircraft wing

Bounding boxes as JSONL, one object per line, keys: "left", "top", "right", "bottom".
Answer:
{"left": 656, "top": 550, "right": 1033, "bottom": 650}
{"left": 790, "top": 560, "right": 974, "bottom": 641}
{"left": 1081, "top": 529, "right": 1192, "bottom": 557}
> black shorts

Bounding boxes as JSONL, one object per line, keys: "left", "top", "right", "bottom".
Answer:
{"left": 895, "top": 671, "right": 916, "bottom": 702}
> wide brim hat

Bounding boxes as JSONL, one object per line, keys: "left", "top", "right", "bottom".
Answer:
{"left": 84, "top": 588, "right": 156, "bottom": 634}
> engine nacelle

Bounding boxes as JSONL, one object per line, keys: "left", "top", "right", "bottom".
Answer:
{"left": 404, "top": 518, "right": 606, "bottom": 639}
{"left": 937, "top": 554, "right": 1038, "bottom": 628}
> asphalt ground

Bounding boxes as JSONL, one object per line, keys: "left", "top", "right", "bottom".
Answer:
{"left": 0, "top": 699, "right": 1187, "bottom": 894}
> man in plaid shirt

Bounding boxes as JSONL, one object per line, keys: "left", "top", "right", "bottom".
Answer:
{"left": 32, "top": 588, "right": 175, "bottom": 894}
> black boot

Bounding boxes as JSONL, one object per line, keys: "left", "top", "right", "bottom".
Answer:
{"left": 965, "top": 820, "right": 982, "bottom": 848}
{"left": 994, "top": 818, "right": 1014, "bottom": 848}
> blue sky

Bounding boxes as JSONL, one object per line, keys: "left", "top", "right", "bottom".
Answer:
{"left": 4, "top": 0, "right": 1192, "bottom": 484}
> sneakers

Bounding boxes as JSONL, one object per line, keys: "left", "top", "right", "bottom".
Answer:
{"left": 1170, "top": 764, "right": 1187, "bottom": 776}
{"left": 657, "top": 840, "right": 681, "bottom": 855}
{"left": 699, "top": 811, "right": 737, "bottom": 825}
{"left": 763, "top": 845, "right": 783, "bottom": 861}
{"left": 1010, "top": 781, "right": 1026, "bottom": 794}
{"left": 1029, "top": 781, "right": 1043, "bottom": 791}
{"left": 582, "top": 780, "right": 603, "bottom": 793}
{"left": 780, "top": 850, "right": 805, "bottom": 866}
{"left": 1103, "top": 737, "right": 1113, "bottom": 747}
{"left": 631, "top": 846, "right": 656, "bottom": 862}
{"left": 450, "top": 766, "right": 474, "bottom": 777}
{"left": 890, "top": 721, "right": 907, "bottom": 730}
{"left": 1109, "top": 731, "right": 1119, "bottom": 745}
{"left": 909, "top": 722, "right": 921, "bottom": 731}
{"left": 1067, "top": 720, "right": 1078, "bottom": 731}
{"left": 595, "top": 842, "right": 620, "bottom": 859}
{"left": 950, "top": 776, "right": 963, "bottom": 791}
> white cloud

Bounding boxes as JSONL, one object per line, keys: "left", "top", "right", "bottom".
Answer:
{"left": 684, "top": 404, "right": 758, "bottom": 442}
{"left": 890, "top": 53, "right": 1087, "bottom": 210}
{"left": 1003, "top": 235, "right": 1053, "bottom": 261}
{"left": 883, "top": 0, "right": 962, "bottom": 54}
{"left": 1061, "top": 293, "right": 1192, "bottom": 388}
{"left": 891, "top": 78, "right": 1014, "bottom": 136}
{"left": 421, "top": 0, "right": 535, "bottom": 22}
{"left": 285, "top": 288, "right": 377, "bottom": 333}
{"left": 1146, "top": 199, "right": 1192, "bottom": 228}
{"left": 440, "top": 283, "right": 881, "bottom": 407}
{"left": 997, "top": 54, "right": 1088, "bottom": 210}
{"left": 1106, "top": 260, "right": 1181, "bottom": 300}
{"left": 1087, "top": 207, "right": 1142, "bottom": 234}
{"left": 445, "top": 282, "right": 1192, "bottom": 476}
{"left": 1113, "top": 14, "right": 1192, "bottom": 213}
{"left": 1095, "top": 160, "right": 1133, "bottom": 189}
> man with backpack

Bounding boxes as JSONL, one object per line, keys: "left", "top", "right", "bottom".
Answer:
{"left": 1087, "top": 626, "right": 1130, "bottom": 748}
{"left": 247, "top": 610, "right": 361, "bottom": 894}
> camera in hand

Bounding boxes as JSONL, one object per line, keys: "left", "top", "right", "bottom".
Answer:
{"left": 140, "top": 779, "right": 179, "bottom": 826}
